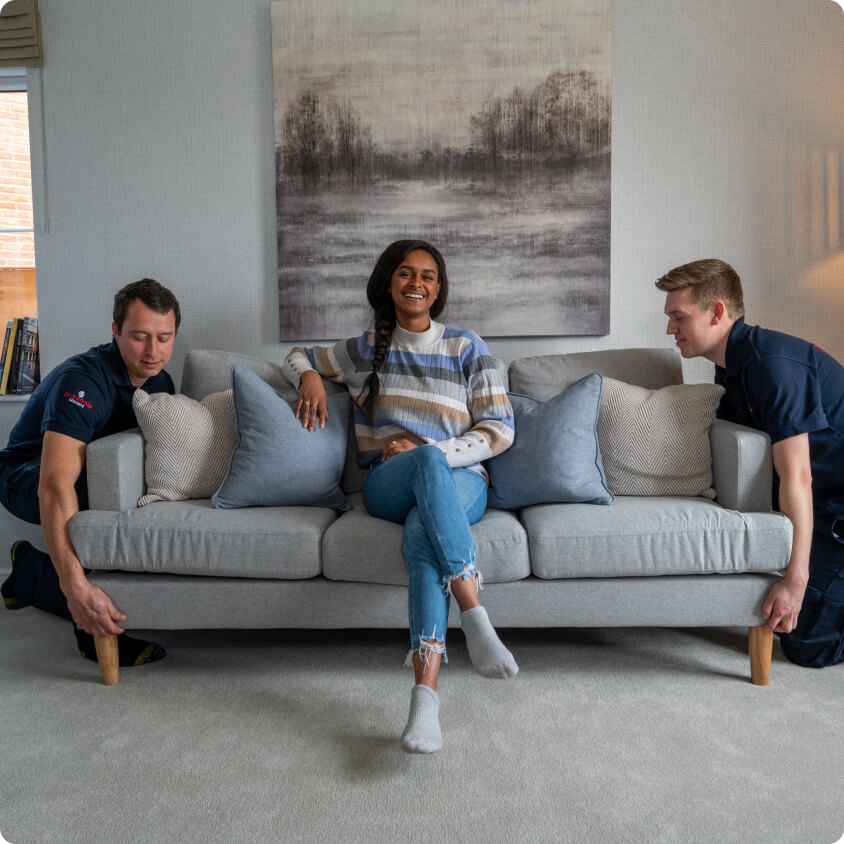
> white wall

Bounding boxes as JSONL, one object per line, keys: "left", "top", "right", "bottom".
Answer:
{"left": 25, "top": 0, "right": 844, "bottom": 378}
{"left": 612, "top": 0, "right": 844, "bottom": 381}
{"left": 2, "top": 0, "right": 844, "bottom": 551}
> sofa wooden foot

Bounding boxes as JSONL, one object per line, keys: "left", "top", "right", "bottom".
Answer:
{"left": 94, "top": 634, "right": 120, "bottom": 686}
{"left": 748, "top": 626, "right": 773, "bottom": 686}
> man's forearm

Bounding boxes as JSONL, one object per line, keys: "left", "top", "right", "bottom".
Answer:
{"left": 771, "top": 434, "right": 814, "bottom": 585}
{"left": 38, "top": 484, "right": 86, "bottom": 592}
{"left": 777, "top": 474, "right": 813, "bottom": 584}
{"left": 763, "top": 434, "right": 813, "bottom": 632}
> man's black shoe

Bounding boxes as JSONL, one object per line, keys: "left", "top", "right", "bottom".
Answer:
{"left": 74, "top": 628, "right": 167, "bottom": 667}
{"left": 2, "top": 540, "right": 32, "bottom": 610}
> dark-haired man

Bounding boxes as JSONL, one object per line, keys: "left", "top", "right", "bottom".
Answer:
{"left": 656, "top": 259, "right": 844, "bottom": 668}
{"left": 0, "top": 279, "right": 180, "bottom": 667}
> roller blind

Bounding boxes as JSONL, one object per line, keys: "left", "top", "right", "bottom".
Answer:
{"left": 0, "top": 0, "right": 42, "bottom": 69}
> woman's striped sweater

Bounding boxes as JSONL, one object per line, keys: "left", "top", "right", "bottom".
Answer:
{"left": 282, "top": 321, "right": 514, "bottom": 477}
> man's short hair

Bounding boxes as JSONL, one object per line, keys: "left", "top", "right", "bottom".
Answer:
{"left": 113, "top": 279, "right": 181, "bottom": 333}
{"left": 655, "top": 259, "right": 745, "bottom": 319}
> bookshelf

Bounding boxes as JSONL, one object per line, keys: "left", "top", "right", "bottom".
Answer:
{"left": 0, "top": 268, "right": 39, "bottom": 397}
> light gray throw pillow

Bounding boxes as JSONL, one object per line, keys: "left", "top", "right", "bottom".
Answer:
{"left": 133, "top": 388, "right": 235, "bottom": 506}
{"left": 597, "top": 377, "right": 725, "bottom": 498}
{"left": 212, "top": 365, "right": 351, "bottom": 511}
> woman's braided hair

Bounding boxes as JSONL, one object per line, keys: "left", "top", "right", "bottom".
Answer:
{"left": 358, "top": 240, "right": 449, "bottom": 423}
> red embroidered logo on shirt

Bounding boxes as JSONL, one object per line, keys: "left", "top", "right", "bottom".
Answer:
{"left": 65, "top": 391, "right": 93, "bottom": 409}
{"left": 747, "top": 403, "right": 756, "bottom": 412}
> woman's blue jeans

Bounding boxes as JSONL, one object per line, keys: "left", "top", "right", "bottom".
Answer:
{"left": 363, "top": 445, "right": 487, "bottom": 665}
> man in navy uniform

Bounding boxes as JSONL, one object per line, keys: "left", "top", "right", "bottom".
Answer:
{"left": 1, "top": 279, "right": 179, "bottom": 667}
{"left": 656, "top": 259, "right": 843, "bottom": 667}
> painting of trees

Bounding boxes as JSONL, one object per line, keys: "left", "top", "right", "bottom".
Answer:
{"left": 272, "top": 0, "right": 611, "bottom": 339}
{"left": 280, "top": 91, "right": 374, "bottom": 190}
{"left": 469, "top": 70, "right": 610, "bottom": 170}
{"left": 280, "top": 68, "right": 609, "bottom": 188}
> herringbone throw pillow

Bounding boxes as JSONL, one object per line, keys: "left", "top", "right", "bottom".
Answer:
{"left": 133, "top": 389, "right": 235, "bottom": 506}
{"left": 596, "top": 378, "right": 725, "bottom": 498}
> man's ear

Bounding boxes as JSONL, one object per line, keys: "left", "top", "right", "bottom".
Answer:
{"left": 112, "top": 322, "right": 119, "bottom": 341}
{"left": 711, "top": 301, "right": 728, "bottom": 324}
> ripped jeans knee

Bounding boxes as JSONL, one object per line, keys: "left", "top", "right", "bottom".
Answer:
{"left": 443, "top": 562, "right": 483, "bottom": 598}
{"left": 405, "top": 626, "right": 447, "bottom": 672}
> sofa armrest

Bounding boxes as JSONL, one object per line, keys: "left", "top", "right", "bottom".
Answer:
{"left": 85, "top": 429, "right": 145, "bottom": 512}
{"left": 710, "top": 419, "right": 773, "bottom": 512}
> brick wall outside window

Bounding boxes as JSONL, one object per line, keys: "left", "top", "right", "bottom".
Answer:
{"left": 0, "top": 92, "right": 35, "bottom": 268}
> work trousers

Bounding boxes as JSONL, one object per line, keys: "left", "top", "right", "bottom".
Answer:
{"left": 0, "top": 455, "right": 76, "bottom": 620}
{"left": 780, "top": 517, "right": 844, "bottom": 668}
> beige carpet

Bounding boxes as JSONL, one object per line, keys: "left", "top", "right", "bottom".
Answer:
{"left": 1, "top": 608, "right": 842, "bottom": 844}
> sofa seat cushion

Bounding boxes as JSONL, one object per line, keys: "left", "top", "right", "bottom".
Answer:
{"left": 321, "top": 492, "right": 530, "bottom": 585}
{"left": 69, "top": 499, "right": 340, "bottom": 579}
{"left": 522, "top": 496, "right": 792, "bottom": 579}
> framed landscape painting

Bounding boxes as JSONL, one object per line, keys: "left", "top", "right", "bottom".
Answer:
{"left": 272, "top": 0, "right": 611, "bottom": 339}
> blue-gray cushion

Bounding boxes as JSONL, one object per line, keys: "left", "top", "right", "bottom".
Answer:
{"left": 212, "top": 365, "right": 351, "bottom": 511}
{"left": 486, "top": 373, "right": 613, "bottom": 509}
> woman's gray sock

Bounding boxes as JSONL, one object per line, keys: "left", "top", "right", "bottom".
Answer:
{"left": 460, "top": 605, "right": 518, "bottom": 679}
{"left": 401, "top": 684, "right": 442, "bottom": 754}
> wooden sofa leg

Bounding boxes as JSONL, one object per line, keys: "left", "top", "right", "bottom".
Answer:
{"left": 94, "top": 635, "right": 120, "bottom": 686}
{"left": 749, "top": 626, "right": 773, "bottom": 686}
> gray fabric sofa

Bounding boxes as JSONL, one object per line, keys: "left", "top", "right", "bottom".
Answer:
{"left": 69, "top": 348, "right": 793, "bottom": 686}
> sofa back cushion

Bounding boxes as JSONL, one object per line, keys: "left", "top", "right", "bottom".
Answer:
{"left": 181, "top": 349, "right": 510, "bottom": 400}
{"left": 181, "top": 350, "right": 297, "bottom": 401}
{"left": 508, "top": 348, "right": 682, "bottom": 401}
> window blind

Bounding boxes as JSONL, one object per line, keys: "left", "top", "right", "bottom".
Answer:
{"left": 0, "top": 0, "right": 42, "bottom": 69}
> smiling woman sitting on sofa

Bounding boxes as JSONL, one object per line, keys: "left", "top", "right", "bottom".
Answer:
{"left": 281, "top": 239, "right": 517, "bottom": 755}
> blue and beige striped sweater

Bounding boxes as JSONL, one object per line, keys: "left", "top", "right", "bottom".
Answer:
{"left": 282, "top": 321, "right": 514, "bottom": 478}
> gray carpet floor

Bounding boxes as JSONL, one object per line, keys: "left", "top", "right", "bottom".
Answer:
{"left": 1, "top": 607, "right": 842, "bottom": 844}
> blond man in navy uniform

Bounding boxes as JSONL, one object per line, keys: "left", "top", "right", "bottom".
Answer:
{"left": 657, "top": 259, "right": 843, "bottom": 668}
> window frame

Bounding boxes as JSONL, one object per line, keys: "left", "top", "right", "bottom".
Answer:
{"left": 0, "top": 68, "right": 34, "bottom": 243}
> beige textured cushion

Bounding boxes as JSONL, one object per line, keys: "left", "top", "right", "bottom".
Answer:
{"left": 597, "top": 378, "right": 725, "bottom": 498}
{"left": 133, "top": 389, "right": 235, "bottom": 506}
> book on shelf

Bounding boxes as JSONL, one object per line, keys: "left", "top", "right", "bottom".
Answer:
{"left": 0, "top": 317, "right": 22, "bottom": 394}
{"left": 17, "top": 318, "right": 40, "bottom": 394}
{"left": 0, "top": 316, "right": 40, "bottom": 395}
{"left": 0, "top": 321, "right": 10, "bottom": 380}
{"left": 12, "top": 318, "right": 26, "bottom": 394}
{"left": 7, "top": 317, "right": 25, "bottom": 394}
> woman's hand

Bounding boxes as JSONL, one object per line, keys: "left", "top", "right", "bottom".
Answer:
{"left": 381, "top": 438, "right": 417, "bottom": 461}
{"left": 295, "top": 371, "right": 329, "bottom": 431}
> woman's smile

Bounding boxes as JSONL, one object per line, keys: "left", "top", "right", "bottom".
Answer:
{"left": 390, "top": 248, "right": 442, "bottom": 330}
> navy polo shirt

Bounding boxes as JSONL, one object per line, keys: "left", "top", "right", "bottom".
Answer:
{"left": 715, "top": 318, "right": 844, "bottom": 520}
{"left": 0, "top": 339, "right": 174, "bottom": 464}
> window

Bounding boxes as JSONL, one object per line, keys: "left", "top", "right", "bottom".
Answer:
{"left": 0, "top": 67, "right": 38, "bottom": 393}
